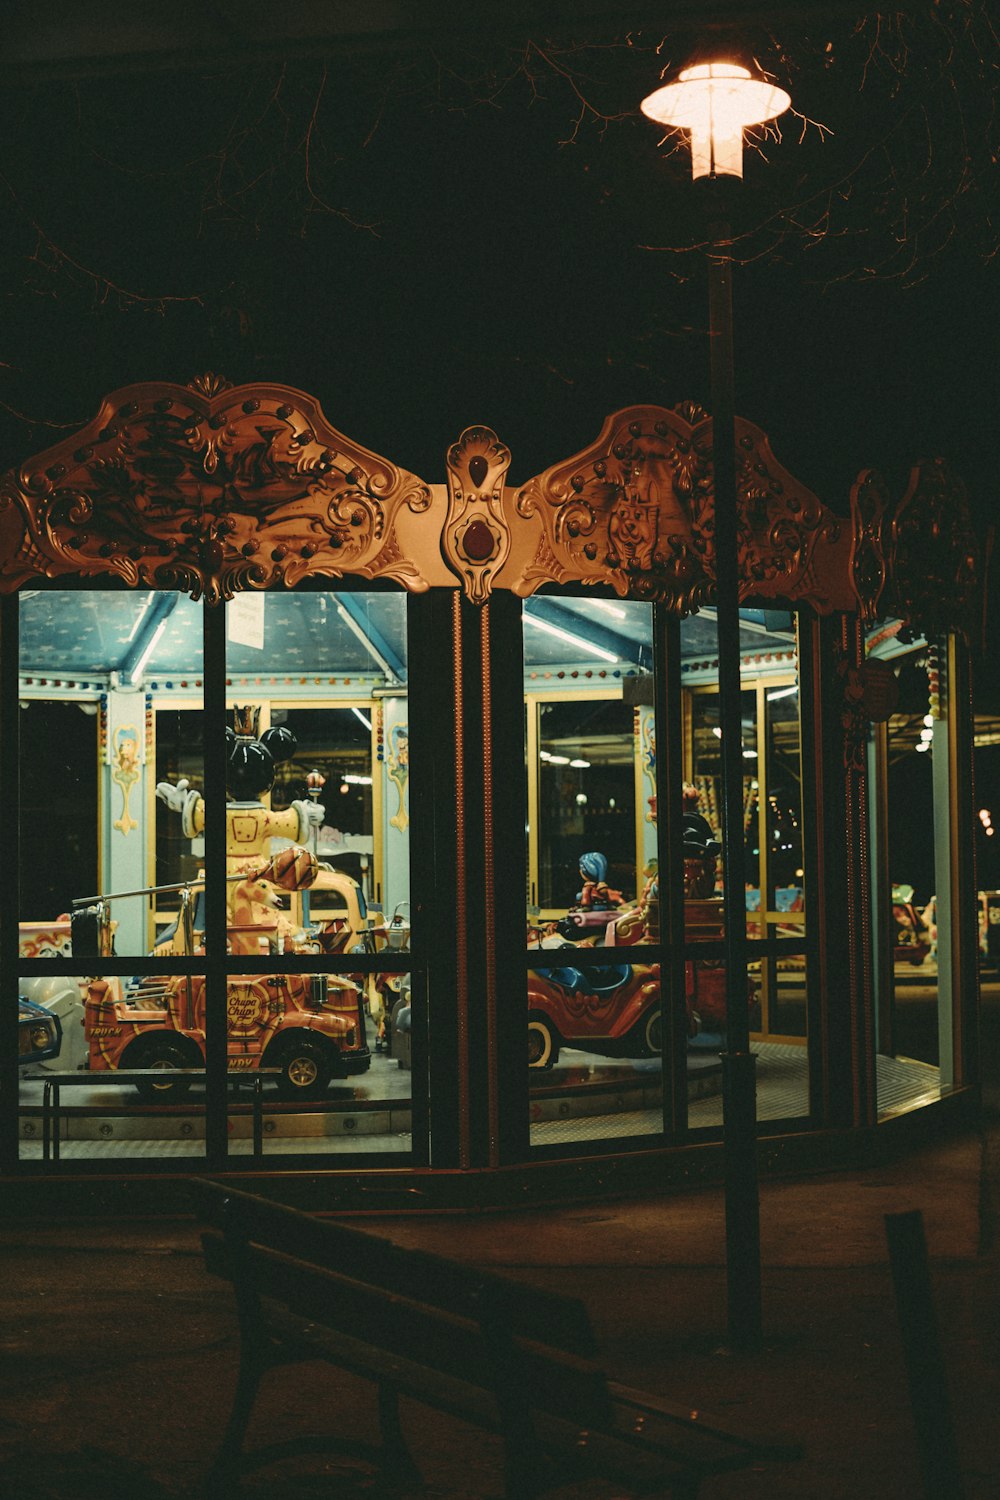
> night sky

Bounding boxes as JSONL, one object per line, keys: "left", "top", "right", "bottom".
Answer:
{"left": 0, "top": 8, "right": 995, "bottom": 575}
{"left": 1, "top": 5, "right": 997, "bottom": 896}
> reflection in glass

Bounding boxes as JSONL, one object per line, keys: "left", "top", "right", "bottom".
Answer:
{"left": 270, "top": 706, "right": 375, "bottom": 901}
{"left": 688, "top": 688, "right": 758, "bottom": 924}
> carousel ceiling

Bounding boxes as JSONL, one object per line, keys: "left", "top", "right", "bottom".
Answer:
{"left": 15, "top": 588, "right": 795, "bottom": 687}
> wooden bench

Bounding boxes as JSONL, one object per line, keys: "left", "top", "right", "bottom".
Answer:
{"left": 192, "top": 1180, "right": 801, "bottom": 1498}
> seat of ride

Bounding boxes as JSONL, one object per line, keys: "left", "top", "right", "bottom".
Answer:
{"left": 537, "top": 963, "right": 632, "bottom": 996}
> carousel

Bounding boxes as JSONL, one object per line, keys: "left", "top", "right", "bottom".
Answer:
{"left": 0, "top": 373, "right": 987, "bottom": 1212}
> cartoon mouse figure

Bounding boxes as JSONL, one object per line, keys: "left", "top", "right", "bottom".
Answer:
{"left": 156, "top": 707, "right": 324, "bottom": 936}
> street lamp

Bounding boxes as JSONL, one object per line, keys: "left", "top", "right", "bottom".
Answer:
{"left": 640, "top": 61, "right": 791, "bottom": 179}
{"left": 642, "top": 60, "right": 791, "bottom": 1353}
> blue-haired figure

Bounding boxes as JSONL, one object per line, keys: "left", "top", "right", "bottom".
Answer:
{"left": 577, "top": 851, "right": 622, "bottom": 911}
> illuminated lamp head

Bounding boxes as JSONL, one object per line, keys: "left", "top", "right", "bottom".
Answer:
{"left": 640, "top": 61, "right": 791, "bottom": 180}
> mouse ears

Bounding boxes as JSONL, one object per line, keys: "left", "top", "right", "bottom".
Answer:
{"left": 258, "top": 725, "right": 297, "bottom": 765}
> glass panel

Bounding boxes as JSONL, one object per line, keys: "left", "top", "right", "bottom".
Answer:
{"left": 16, "top": 589, "right": 210, "bottom": 1162}
{"left": 687, "top": 686, "right": 757, "bottom": 933}
{"left": 222, "top": 590, "right": 412, "bottom": 1157}
{"left": 682, "top": 611, "right": 808, "bottom": 1120}
{"left": 524, "top": 597, "right": 659, "bottom": 1147}
{"left": 686, "top": 961, "right": 813, "bottom": 1130}
{"left": 19, "top": 972, "right": 207, "bottom": 1162}
{"left": 228, "top": 966, "right": 412, "bottom": 1158}
{"left": 527, "top": 958, "right": 663, "bottom": 1148}
{"left": 875, "top": 636, "right": 948, "bottom": 1115}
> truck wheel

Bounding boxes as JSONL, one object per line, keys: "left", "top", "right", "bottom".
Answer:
{"left": 133, "top": 1039, "right": 194, "bottom": 1102}
{"left": 528, "top": 1017, "right": 558, "bottom": 1070}
{"left": 274, "top": 1037, "right": 331, "bottom": 1101}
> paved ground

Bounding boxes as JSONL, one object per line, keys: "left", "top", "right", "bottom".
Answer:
{"left": 1, "top": 1118, "right": 999, "bottom": 1498}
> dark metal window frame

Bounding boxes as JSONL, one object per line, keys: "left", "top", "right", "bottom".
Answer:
{"left": 1, "top": 583, "right": 430, "bottom": 1177}
{"left": 514, "top": 597, "right": 812, "bottom": 1163}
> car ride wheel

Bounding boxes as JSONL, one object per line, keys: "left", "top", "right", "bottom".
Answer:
{"left": 528, "top": 1017, "right": 558, "bottom": 1070}
{"left": 134, "top": 1040, "right": 193, "bottom": 1102}
{"left": 642, "top": 1009, "right": 662, "bottom": 1057}
{"left": 275, "top": 1037, "right": 331, "bottom": 1101}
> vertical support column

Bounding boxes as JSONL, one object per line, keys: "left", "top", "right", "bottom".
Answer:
{"left": 101, "top": 686, "right": 149, "bottom": 952}
{"left": 0, "top": 596, "right": 20, "bottom": 1174}
{"left": 483, "top": 590, "right": 530, "bottom": 1166}
{"left": 931, "top": 650, "right": 955, "bottom": 1088}
{"left": 948, "top": 634, "right": 979, "bottom": 1091}
{"left": 407, "top": 589, "right": 463, "bottom": 1169}
{"left": 203, "top": 603, "right": 229, "bottom": 1167}
{"left": 707, "top": 207, "right": 761, "bottom": 1353}
{"left": 380, "top": 692, "right": 411, "bottom": 919}
{"left": 655, "top": 606, "right": 688, "bottom": 1140}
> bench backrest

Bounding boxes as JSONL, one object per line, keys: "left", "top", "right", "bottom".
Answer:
{"left": 193, "top": 1179, "right": 615, "bottom": 1430}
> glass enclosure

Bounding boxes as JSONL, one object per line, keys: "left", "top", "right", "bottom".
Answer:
{"left": 522, "top": 598, "right": 810, "bottom": 1152}
{"left": 9, "top": 584, "right": 971, "bottom": 1178}
{"left": 869, "top": 627, "right": 958, "bottom": 1116}
{"left": 16, "top": 589, "right": 415, "bottom": 1164}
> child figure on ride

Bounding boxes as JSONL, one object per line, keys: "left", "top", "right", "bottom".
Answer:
{"left": 576, "top": 851, "right": 622, "bottom": 912}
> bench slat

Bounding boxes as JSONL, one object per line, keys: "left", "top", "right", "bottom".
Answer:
{"left": 202, "top": 1230, "right": 615, "bottom": 1431}
{"left": 220, "top": 1300, "right": 753, "bottom": 1486}
{"left": 192, "top": 1179, "right": 596, "bottom": 1356}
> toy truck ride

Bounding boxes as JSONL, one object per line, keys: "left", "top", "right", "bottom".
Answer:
{"left": 78, "top": 847, "right": 372, "bottom": 1101}
{"left": 85, "top": 968, "right": 369, "bottom": 1101}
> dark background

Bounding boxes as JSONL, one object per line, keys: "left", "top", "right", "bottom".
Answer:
{"left": 1, "top": 5, "right": 995, "bottom": 504}
{"left": 0, "top": 4, "right": 995, "bottom": 693}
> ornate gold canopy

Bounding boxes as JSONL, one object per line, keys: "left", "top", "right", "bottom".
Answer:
{"left": 0, "top": 375, "right": 985, "bottom": 635}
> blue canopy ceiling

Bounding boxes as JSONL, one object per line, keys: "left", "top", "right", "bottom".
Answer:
{"left": 16, "top": 589, "right": 794, "bottom": 687}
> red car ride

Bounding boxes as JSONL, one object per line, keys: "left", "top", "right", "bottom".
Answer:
{"left": 527, "top": 960, "right": 661, "bottom": 1068}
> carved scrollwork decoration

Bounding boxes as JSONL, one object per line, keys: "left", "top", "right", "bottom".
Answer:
{"left": 735, "top": 423, "right": 843, "bottom": 609}
{"left": 833, "top": 635, "right": 869, "bottom": 775}
{"left": 0, "top": 379, "right": 434, "bottom": 602}
{"left": 442, "top": 426, "right": 512, "bottom": 604}
{"left": 512, "top": 404, "right": 847, "bottom": 612}
{"left": 886, "top": 459, "right": 982, "bottom": 643}
{"left": 849, "top": 468, "right": 889, "bottom": 627}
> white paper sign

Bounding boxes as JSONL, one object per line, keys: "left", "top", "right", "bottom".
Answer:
{"left": 227, "top": 592, "right": 265, "bottom": 650}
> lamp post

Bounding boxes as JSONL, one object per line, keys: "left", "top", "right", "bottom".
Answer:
{"left": 642, "top": 61, "right": 791, "bottom": 1352}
